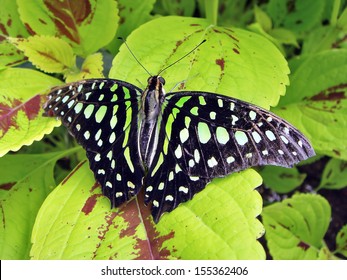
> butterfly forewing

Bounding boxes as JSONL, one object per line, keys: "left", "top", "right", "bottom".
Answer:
{"left": 43, "top": 79, "right": 145, "bottom": 206}
{"left": 145, "top": 91, "right": 315, "bottom": 221}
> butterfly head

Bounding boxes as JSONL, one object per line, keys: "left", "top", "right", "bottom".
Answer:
{"left": 142, "top": 76, "right": 166, "bottom": 119}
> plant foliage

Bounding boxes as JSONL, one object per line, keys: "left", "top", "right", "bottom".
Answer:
{"left": 0, "top": 0, "right": 346, "bottom": 260}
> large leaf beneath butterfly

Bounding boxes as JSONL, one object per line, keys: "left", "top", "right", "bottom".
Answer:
{"left": 0, "top": 0, "right": 29, "bottom": 69}
{"left": 0, "top": 68, "right": 61, "bottom": 157}
{"left": 273, "top": 50, "right": 347, "bottom": 159}
{"left": 110, "top": 16, "right": 290, "bottom": 110}
{"left": 31, "top": 161, "right": 265, "bottom": 260}
{"left": 16, "top": 0, "right": 118, "bottom": 56}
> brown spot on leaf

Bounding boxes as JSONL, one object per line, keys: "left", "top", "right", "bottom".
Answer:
{"left": 61, "top": 160, "right": 87, "bottom": 185}
{"left": 39, "top": 18, "right": 47, "bottom": 25}
{"left": 297, "top": 241, "right": 310, "bottom": 251}
{"left": 93, "top": 212, "right": 118, "bottom": 259}
{"left": 119, "top": 17, "right": 125, "bottom": 24}
{"left": 233, "top": 48, "right": 240, "bottom": 54}
{"left": 215, "top": 58, "right": 225, "bottom": 71}
{"left": 0, "top": 23, "right": 9, "bottom": 36}
{"left": 90, "top": 181, "right": 100, "bottom": 193}
{"left": 308, "top": 84, "right": 347, "bottom": 102}
{"left": 212, "top": 28, "right": 221, "bottom": 33}
{"left": 118, "top": 189, "right": 175, "bottom": 259}
{"left": 333, "top": 149, "right": 341, "bottom": 156}
{"left": 82, "top": 193, "right": 102, "bottom": 215}
{"left": 279, "top": 173, "right": 294, "bottom": 179}
{"left": 24, "top": 23, "right": 36, "bottom": 35}
{"left": 190, "top": 23, "right": 201, "bottom": 26}
{"left": 178, "top": 82, "right": 185, "bottom": 90}
{"left": 176, "top": 40, "right": 183, "bottom": 47}
{"left": 340, "top": 161, "right": 347, "bottom": 172}
{"left": 0, "top": 182, "right": 16, "bottom": 190}
{"left": 279, "top": 222, "right": 290, "bottom": 230}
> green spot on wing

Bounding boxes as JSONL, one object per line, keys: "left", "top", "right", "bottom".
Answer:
{"left": 95, "top": 106, "right": 107, "bottom": 123}
{"left": 197, "top": 122, "right": 211, "bottom": 144}
{"left": 123, "top": 87, "right": 130, "bottom": 98}
{"left": 216, "top": 127, "right": 230, "bottom": 145}
{"left": 110, "top": 83, "right": 118, "bottom": 92}
{"left": 175, "top": 96, "right": 191, "bottom": 108}
{"left": 84, "top": 104, "right": 94, "bottom": 119}
{"left": 190, "top": 107, "right": 199, "bottom": 116}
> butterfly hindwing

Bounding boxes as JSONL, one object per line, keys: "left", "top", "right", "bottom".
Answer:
{"left": 145, "top": 91, "right": 315, "bottom": 221}
{"left": 43, "top": 79, "right": 145, "bottom": 206}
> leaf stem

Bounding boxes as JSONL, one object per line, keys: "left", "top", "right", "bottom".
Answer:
{"left": 331, "top": 0, "right": 341, "bottom": 26}
{"left": 204, "top": 0, "right": 218, "bottom": 25}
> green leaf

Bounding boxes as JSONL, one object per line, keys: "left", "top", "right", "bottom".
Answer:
{"left": 197, "top": 0, "right": 252, "bottom": 27}
{"left": 17, "top": 0, "right": 119, "bottom": 56}
{"left": 336, "top": 224, "right": 347, "bottom": 257}
{"left": 266, "top": 0, "right": 325, "bottom": 36}
{"left": 0, "top": 68, "right": 62, "bottom": 157}
{"left": 110, "top": 16, "right": 289, "bottom": 110}
{"left": 9, "top": 36, "right": 76, "bottom": 74}
{"left": 337, "top": 7, "right": 347, "bottom": 29}
{"left": 274, "top": 50, "right": 347, "bottom": 159}
{"left": 260, "top": 166, "right": 306, "bottom": 194}
{"left": 269, "top": 28, "right": 299, "bottom": 47}
{"left": 66, "top": 53, "right": 104, "bottom": 82}
{"left": 107, "top": 0, "right": 156, "bottom": 54}
{"left": 302, "top": 25, "right": 343, "bottom": 55}
{"left": 31, "top": 162, "right": 264, "bottom": 260}
{"left": 318, "top": 158, "right": 347, "bottom": 190}
{"left": 254, "top": 5, "right": 272, "bottom": 31}
{"left": 0, "top": 150, "right": 77, "bottom": 259}
{"left": 161, "top": 0, "right": 196, "bottom": 16}
{"left": 262, "top": 193, "right": 331, "bottom": 259}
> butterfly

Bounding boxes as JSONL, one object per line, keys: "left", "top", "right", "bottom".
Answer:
{"left": 43, "top": 71, "right": 315, "bottom": 222}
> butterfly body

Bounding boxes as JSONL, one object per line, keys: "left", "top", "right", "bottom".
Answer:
{"left": 43, "top": 76, "right": 315, "bottom": 222}
{"left": 139, "top": 76, "right": 166, "bottom": 169}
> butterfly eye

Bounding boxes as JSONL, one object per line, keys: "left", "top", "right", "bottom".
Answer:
{"left": 158, "top": 76, "right": 165, "bottom": 85}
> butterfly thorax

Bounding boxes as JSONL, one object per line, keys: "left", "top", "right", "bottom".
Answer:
{"left": 139, "top": 75, "right": 166, "bottom": 170}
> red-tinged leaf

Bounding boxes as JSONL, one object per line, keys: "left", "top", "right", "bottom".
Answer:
{"left": 0, "top": 68, "right": 61, "bottom": 156}
{"left": 17, "top": 0, "right": 119, "bottom": 56}
{"left": 31, "top": 161, "right": 264, "bottom": 260}
{"left": 31, "top": 161, "right": 176, "bottom": 260}
{"left": 0, "top": 95, "right": 40, "bottom": 131}
{"left": 0, "top": 0, "right": 29, "bottom": 68}
{"left": 9, "top": 36, "right": 76, "bottom": 74}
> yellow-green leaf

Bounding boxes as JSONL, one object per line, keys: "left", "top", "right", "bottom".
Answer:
{"left": 9, "top": 35, "right": 76, "bottom": 74}
{"left": 65, "top": 53, "right": 104, "bottom": 82}
{"left": 110, "top": 16, "right": 289, "bottom": 109}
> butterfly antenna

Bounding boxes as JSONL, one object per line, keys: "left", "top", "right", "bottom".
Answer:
{"left": 118, "top": 37, "right": 152, "bottom": 76}
{"left": 158, "top": 39, "right": 206, "bottom": 75}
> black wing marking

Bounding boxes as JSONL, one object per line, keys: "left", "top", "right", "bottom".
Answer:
{"left": 145, "top": 91, "right": 315, "bottom": 221}
{"left": 43, "top": 79, "right": 145, "bottom": 206}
